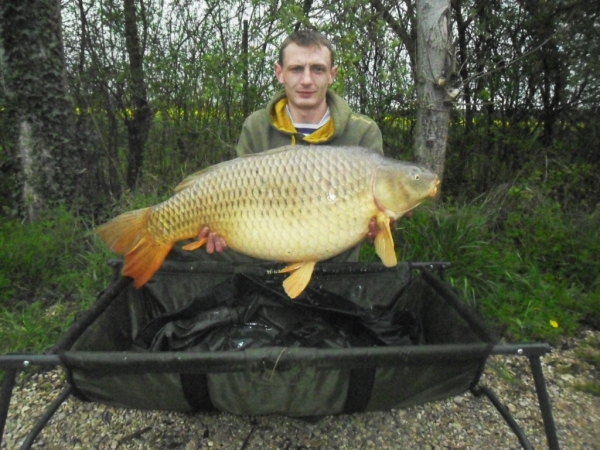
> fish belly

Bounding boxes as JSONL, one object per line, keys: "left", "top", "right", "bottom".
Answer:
{"left": 217, "top": 193, "right": 376, "bottom": 262}
{"left": 152, "top": 147, "right": 380, "bottom": 262}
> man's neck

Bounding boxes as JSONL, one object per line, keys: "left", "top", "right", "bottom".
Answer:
{"left": 286, "top": 102, "right": 329, "bottom": 125}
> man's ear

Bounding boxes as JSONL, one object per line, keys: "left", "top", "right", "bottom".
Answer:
{"left": 275, "top": 62, "right": 284, "bottom": 83}
{"left": 330, "top": 65, "right": 338, "bottom": 83}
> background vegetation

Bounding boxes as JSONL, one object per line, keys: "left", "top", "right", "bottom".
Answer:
{"left": 0, "top": 0, "right": 599, "bottom": 354}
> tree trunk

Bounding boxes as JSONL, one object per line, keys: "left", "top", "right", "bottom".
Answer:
{"left": 413, "top": 0, "right": 453, "bottom": 182}
{"left": 123, "top": 0, "right": 152, "bottom": 190}
{"left": 1, "top": 0, "right": 82, "bottom": 220}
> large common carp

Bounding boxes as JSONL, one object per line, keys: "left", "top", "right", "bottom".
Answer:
{"left": 96, "top": 145, "right": 439, "bottom": 298}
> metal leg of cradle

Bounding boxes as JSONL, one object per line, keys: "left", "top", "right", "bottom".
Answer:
{"left": 529, "top": 356, "right": 560, "bottom": 450}
{"left": 18, "top": 385, "right": 73, "bottom": 450}
{"left": 472, "top": 355, "right": 561, "bottom": 450}
{"left": 0, "top": 368, "right": 72, "bottom": 450}
{"left": 471, "top": 384, "right": 534, "bottom": 450}
{"left": 0, "top": 277, "right": 130, "bottom": 447}
{"left": 0, "top": 369, "right": 18, "bottom": 449}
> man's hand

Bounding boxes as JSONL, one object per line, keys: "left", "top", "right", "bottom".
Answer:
{"left": 198, "top": 226, "right": 228, "bottom": 254}
{"left": 366, "top": 217, "right": 379, "bottom": 244}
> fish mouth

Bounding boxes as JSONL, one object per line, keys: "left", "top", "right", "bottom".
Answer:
{"left": 430, "top": 179, "right": 441, "bottom": 198}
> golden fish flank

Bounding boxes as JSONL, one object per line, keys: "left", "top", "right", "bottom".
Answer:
{"left": 96, "top": 145, "right": 439, "bottom": 298}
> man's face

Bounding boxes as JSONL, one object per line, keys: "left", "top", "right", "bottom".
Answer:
{"left": 275, "top": 43, "right": 338, "bottom": 113}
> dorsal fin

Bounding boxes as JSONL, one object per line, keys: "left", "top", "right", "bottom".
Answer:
{"left": 173, "top": 145, "right": 300, "bottom": 193}
{"left": 174, "top": 165, "right": 220, "bottom": 193}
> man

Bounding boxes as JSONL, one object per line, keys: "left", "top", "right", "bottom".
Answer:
{"left": 236, "top": 29, "right": 383, "bottom": 155}
{"left": 201, "top": 29, "right": 385, "bottom": 260}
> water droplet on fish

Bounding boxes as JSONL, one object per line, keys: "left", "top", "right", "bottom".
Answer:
{"left": 327, "top": 191, "right": 337, "bottom": 202}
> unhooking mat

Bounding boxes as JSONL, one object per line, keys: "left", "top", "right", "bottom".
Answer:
{"left": 63, "top": 256, "right": 494, "bottom": 417}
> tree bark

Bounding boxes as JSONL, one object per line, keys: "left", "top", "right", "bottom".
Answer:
{"left": 413, "top": 0, "right": 454, "bottom": 182}
{"left": 1, "top": 0, "right": 82, "bottom": 220}
{"left": 123, "top": 0, "right": 152, "bottom": 190}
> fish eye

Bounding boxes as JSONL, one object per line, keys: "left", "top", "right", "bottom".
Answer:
{"left": 414, "top": 174, "right": 421, "bottom": 181}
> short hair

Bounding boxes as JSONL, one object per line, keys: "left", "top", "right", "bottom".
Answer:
{"left": 278, "top": 29, "right": 335, "bottom": 67}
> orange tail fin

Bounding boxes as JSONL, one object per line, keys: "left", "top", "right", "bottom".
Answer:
{"left": 96, "top": 208, "right": 172, "bottom": 288}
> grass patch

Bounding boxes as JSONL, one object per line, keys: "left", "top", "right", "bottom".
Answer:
{"left": 0, "top": 207, "right": 113, "bottom": 354}
{"left": 573, "top": 380, "right": 600, "bottom": 396}
{"left": 0, "top": 190, "right": 180, "bottom": 355}
{"left": 572, "top": 336, "right": 600, "bottom": 396}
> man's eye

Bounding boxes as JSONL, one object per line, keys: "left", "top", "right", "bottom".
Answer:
{"left": 313, "top": 67, "right": 325, "bottom": 73}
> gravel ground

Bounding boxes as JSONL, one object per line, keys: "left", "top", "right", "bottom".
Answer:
{"left": 2, "top": 330, "right": 599, "bottom": 450}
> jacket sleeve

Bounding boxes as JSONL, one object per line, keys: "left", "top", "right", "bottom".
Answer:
{"left": 235, "top": 119, "right": 254, "bottom": 156}
{"left": 359, "top": 120, "right": 384, "bottom": 155}
{"left": 236, "top": 109, "right": 275, "bottom": 156}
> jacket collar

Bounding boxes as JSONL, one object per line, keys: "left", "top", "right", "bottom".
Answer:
{"left": 269, "top": 93, "right": 337, "bottom": 144}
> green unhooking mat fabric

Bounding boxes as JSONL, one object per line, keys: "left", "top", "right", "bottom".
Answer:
{"left": 64, "top": 255, "right": 494, "bottom": 417}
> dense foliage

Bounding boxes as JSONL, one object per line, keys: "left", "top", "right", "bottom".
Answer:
{"left": 3, "top": 0, "right": 598, "bottom": 210}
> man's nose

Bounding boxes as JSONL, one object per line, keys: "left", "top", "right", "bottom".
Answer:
{"left": 300, "top": 67, "right": 312, "bottom": 84}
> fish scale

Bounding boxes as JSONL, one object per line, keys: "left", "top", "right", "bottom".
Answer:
{"left": 96, "top": 145, "right": 439, "bottom": 297}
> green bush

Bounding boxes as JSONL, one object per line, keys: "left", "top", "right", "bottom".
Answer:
{"left": 361, "top": 191, "right": 599, "bottom": 343}
{"left": 496, "top": 186, "right": 600, "bottom": 291}
{"left": 0, "top": 207, "right": 113, "bottom": 353}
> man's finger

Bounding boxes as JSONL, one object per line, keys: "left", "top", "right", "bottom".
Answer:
{"left": 366, "top": 217, "right": 378, "bottom": 243}
{"left": 206, "top": 232, "right": 217, "bottom": 254}
{"left": 214, "top": 235, "right": 225, "bottom": 253}
{"left": 199, "top": 226, "right": 210, "bottom": 239}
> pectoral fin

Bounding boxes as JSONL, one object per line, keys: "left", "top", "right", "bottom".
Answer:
{"left": 374, "top": 212, "right": 397, "bottom": 267}
{"left": 181, "top": 236, "right": 208, "bottom": 251}
{"left": 280, "top": 261, "right": 317, "bottom": 299}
